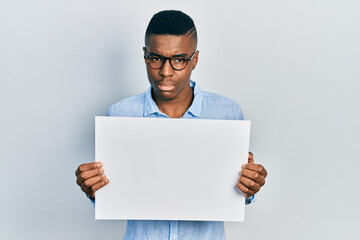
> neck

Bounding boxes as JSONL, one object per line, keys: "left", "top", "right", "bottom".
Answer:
{"left": 152, "top": 87, "right": 194, "bottom": 118}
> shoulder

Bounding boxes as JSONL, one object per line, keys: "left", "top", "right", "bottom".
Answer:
{"left": 201, "top": 91, "right": 244, "bottom": 120}
{"left": 202, "top": 91, "right": 240, "bottom": 108}
{"left": 107, "top": 92, "right": 146, "bottom": 117}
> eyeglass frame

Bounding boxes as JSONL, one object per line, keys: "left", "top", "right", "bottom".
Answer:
{"left": 143, "top": 49, "right": 197, "bottom": 71}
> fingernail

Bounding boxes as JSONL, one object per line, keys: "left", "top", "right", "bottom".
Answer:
{"left": 241, "top": 164, "right": 245, "bottom": 168}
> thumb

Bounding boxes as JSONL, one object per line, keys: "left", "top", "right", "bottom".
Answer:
{"left": 248, "top": 152, "right": 254, "bottom": 164}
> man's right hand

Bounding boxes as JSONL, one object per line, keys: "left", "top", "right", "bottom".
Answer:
{"left": 75, "top": 162, "right": 109, "bottom": 198}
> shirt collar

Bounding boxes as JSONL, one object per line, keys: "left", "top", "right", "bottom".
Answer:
{"left": 144, "top": 86, "right": 160, "bottom": 116}
{"left": 143, "top": 80, "right": 203, "bottom": 117}
{"left": 187, "top": 80, "right": 202, "bottom": 117}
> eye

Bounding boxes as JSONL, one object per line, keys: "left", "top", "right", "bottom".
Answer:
{"left": 149, "top": 56, "right": 162, "bottom": 62}
{"left": 173, "top": 58, "right": 186, "bottom": 63}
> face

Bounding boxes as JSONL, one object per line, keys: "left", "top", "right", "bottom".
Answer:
{"left": 143, "top": 34, "right": 199, "bottom": 101}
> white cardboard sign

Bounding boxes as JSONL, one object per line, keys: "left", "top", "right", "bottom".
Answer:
{"left": 95, "top": 116, "right": 250, "bottom": 221}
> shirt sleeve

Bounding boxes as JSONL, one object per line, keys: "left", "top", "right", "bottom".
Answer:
{"left": 235, "top": 106, "right": 244, "bottom": 120}
{"left": 107, "top": 107, "right": 112, "bottom": 116}
{"left": 245, "top": 194, "right": 256, "bottom": 205}
{"left": 86, "top": 194, "right": 95, "bottom": 207}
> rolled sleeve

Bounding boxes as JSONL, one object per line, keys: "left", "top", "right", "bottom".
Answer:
{"left": 245, "top": 194, "right": 256, "bottom": 205}
{"left": 86, "top": 194, "right": 95, "bottom": 207}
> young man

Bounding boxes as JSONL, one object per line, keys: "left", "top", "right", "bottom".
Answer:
{"left": 75, "top": 10, "right": 267, "bottom": 240}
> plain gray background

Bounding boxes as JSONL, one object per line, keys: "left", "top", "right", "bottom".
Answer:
{"left": 1, "top": 0, "right": 359, "bottom": 239}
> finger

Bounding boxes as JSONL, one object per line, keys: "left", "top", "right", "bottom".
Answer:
{"left": 242, "top": 163, "right": 267, "bottom": 177}
{"left": 236, "top": 182, "right": 255, "bottom": 198}
{"left": 87, "top": 178, "right": 110, "bottom": 198}
{"left": 75, "top": 162, "right": 103, "bottom": 176}
{"left": 83, "top": 174, "right": 107, "bottom": 189}
{"left": 78, "top": 168, "right": 104, "bottom": 181}
{"left": 240, "top": 168, "right": 266, "bottom": 186}
{"left": 248, "top": 152, "right": 254, "bottom": 164}
{"left": 239, "top": 176, "right": 260, "bottom": 193}
{"left": 80, "top": 181, "right": 91, "bottom": 194}
{"left": 76, "top": 176, "right": 84, "bottom": 186}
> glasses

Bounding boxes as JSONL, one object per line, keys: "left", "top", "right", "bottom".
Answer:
{"left": 144, "top": 50, "right": 197, "bottom": 71}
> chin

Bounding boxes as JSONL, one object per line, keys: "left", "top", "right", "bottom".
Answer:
{"left": 156, "top": 92, "right": 177, "bottom": 101}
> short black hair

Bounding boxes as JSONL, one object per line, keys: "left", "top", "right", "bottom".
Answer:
{"left": 145, "top": 10, "right": 197, "bottom": 46}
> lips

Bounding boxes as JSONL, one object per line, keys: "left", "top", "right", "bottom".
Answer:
{"left": 156, "top": 82, "right": 175, "bottom": 91}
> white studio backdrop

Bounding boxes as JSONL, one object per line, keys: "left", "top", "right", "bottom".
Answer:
{"left": 0, "top": 0, "right": 359, "bottom": 239}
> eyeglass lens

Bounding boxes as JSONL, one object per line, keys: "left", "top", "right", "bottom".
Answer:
{"left": 147, "top": 56, "right": 189, "bottom": 70}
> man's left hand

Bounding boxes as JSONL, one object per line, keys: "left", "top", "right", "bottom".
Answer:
{"left": 237, "top": 152, "right": 267, "bottom": 199}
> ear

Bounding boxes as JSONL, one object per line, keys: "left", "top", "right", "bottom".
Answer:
{"left": 192, "top": 50, "right": 199, "bottom": 70}
{"left": 142, "top": 47, "right": 148, "bottom": 65}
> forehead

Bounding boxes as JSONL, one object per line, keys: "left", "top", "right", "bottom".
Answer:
{"left": 146, "top": 34, "right": 196, "bottom": 55}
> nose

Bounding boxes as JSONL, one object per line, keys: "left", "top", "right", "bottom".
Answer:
{"left": 160, "top": 59, "right": 174, "bottom": 77}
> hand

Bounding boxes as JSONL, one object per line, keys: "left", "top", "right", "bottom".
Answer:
{"left": 237, "top": 152, "right": 267, "bottom": 198}
{"left": 75, "top": 162, "right": 109, "bottom": 198}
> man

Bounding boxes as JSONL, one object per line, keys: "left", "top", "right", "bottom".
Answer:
{"left": 75, "top": 10, "right": 267, "bottom": 240}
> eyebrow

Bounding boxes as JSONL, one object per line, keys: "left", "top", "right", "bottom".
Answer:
{"left": 148, "top": 52, "right": 188, "bottom": 58}
{"left": 172, "top": 53, "right": 188, "bottom": 58}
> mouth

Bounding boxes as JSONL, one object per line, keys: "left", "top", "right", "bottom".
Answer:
{"left": 156, "top": 81, "right": 176, "bottom": 91}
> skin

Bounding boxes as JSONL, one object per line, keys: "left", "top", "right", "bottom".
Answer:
{"left": 143, "top": 34, "right": 199, "bottom": 118}
{"left": 238, "top": 152, "right": 267, "bottom": 198}
{"left": 75, "top": 162, "right": 108, "bottom": 198}
{"left": 75, "top": 34, "right": 267, "bottom": 199}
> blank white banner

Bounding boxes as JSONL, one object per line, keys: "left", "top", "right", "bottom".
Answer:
{"left": 95, "top": 117, "right": 250, "bottom": 221}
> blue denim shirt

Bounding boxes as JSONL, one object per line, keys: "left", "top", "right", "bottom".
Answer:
{"left": 90, "top": 81, "right": 255, "bottom": 240}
